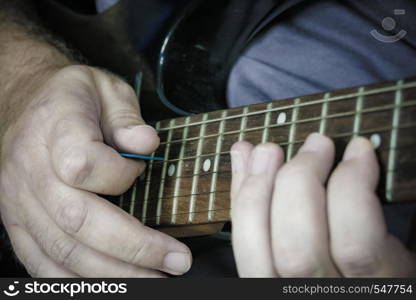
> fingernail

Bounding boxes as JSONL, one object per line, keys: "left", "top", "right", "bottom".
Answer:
{"left": 343, "top": 137, "right": 372, "bottom": 161}
{"left": 299, "top": 133, "right": 325, "bottom": 153}
{"left": 231, "top": 151, "right": 244, "bottom": 173}
{"left": 163, "top": 252, "right": 191, "bottom": 275}
{"left": 250, "top": 145, "right": 271, "bottom": 175}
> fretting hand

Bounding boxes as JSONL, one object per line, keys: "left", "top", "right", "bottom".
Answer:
{"left": 230, "top": 133, "right": 416, "bottom": 277}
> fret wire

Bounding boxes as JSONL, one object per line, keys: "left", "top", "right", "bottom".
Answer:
{"left": 157, "top": 81, "right": 416, "bottom": 132}
{"left": 144, "top": 178, "right": 416, "bottom": 221}
{"left": 319, "top": 93, "right": 330, "bottom": 134}
{"left": 141, "top": 184, "right": 416, "bottom": 223}
{"left": 159, "top": 100, "right": 416, "bottom": 147}
{"left": 146, "top": 207, "right": 231, "bottom": 221}
{"left": 156, "top": 119, "right": 175, "bottom": 225}
{"left": 118, "top": 193, "right": 125, "bottom": 211}
{"left": 150, "top": 121, "right": 416, "bottom": 166}
{"left": 145, "top": 181, "right": 416, "bottom": 221}
{"left": 239, "top": 107, "right": 249, "bottom": 141}
{"left": 171, "top": 117, "right": 190, "bottom": 224}
{"left": 208, "top": 111, "right": 228, "bottom": 221}
{"left": 262, "top": 103, "right": 273, "bottom": 143}
{"left": 141, "top": 123, "right": 416, "bottom": 192}
{"left": 386, "top": 80, "right": 404, "bottom": 201}
{"left": 188, "top": 114, "right": 209, "bottom": 223}
{"left": 287, "top": 98, "right": 301, "bottom": 161}
{"left": 149, "top": 190, "right": 229, "bottom": 206}
{"left": 353, "top": 87, "right": 365, "bottom": 137}
{"left": 143, "top": 159, "right": 415, "bottom": 215}
{"left": 129, "top": 182, "right": 137, "bottom": 215}
{"left": 141, "top": 123, "right": 161, "bottom": 224}
{"left": 141, "top": 142, "right": 416, "bottom": 204}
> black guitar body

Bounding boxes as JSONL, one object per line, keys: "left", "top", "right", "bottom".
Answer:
{"left": 35, "top": 0, "right": 304, "bottom": 120}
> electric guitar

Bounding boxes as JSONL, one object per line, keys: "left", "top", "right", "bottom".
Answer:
{"left": 110, "top": 78, "right": 416, "bottom": 237}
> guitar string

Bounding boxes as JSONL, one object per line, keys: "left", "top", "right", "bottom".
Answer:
{"left": 142, "top": 123, "right": 415, "bottom": 184}
{"left": 124, "top": 82, "right": 416, "bottom": 221}
{"left": 129, "top": 183, "right": 416, "bottom": 222}
{"left": 125, "top": 128, "right": 416, "bottom": 208}
{"left": 155, "top": 124, "right": 416, "bottom": 166}
{"left": 157, "top": 100, "right": 416, "bottom": 147}
{"left": 137, "top": 135, "right": 412, "bottom": 205}
{"left": 156, "top": 81, "right": 416, "bottom": 133}
{"left": 142, "top": 208, "right": 231, "bottom": 222}
{"left": 152, "top": 118, "right": 416, "bottom": 165}
{"left": 117, "top": 122, "right": 416, "bottom": 220}
{"left": 130, "top": 183, "right": 416, "bottom": 222}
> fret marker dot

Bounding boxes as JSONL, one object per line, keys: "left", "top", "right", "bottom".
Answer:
{"left": 370, "top": 134, "right": 382, "bottom": 149}
{"left": 277, "top": 112, "right": 287, "bottom": 125}
{"left": 168, "top": 164, "right": 176, "bottom": 177}
{"left": 203, "top": 159, "right": 212, "bottom": 172}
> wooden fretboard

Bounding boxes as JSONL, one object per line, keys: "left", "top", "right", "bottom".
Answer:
{"left": 112, "top": 78, "right": 416, "bottom": 228}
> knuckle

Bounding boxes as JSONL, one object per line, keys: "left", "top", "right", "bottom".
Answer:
{"left": 106, "top": 108, "right": 140, "bottom": 128}
{"left": 55, "top": 65, "right": 92, "bottom": 81}
{"left": 308, "top": 134, "right": 334, "bottom": 152}
{"left": 30, "top": 98, "right": 57, "bottom": 121}
{"left": 330, "top": 161, "right": 351, "bottom": 181}
{"left": 237, "top": 176, "right": 272, "bottom": 202}
{"left": 55, "top": 199, "right": 88, "bottom": 235}
{"left": 256, "top": 142, "right": 281, "bottom": 154}
{"left": 330, "top": 159, "right": 379, "bottom": 189}
{"left": 277, "top": 164, "right": 313, "bottom": 185}
{"left": 332, "top": 246, "right": 380, "bottom": 276}
{"left": 129, "top": 229, "right": 153, "bottom": 265}
{"left": 231, "top": 141, "right": 252, "bottom": 153}
{"left": 57, "top": 146, "right": 91, "bottom": 186}
{"left": 111, "top": 78, "right": 135, "bottom": 97}
{"left": 276, "top": 250, "right": 321, "bottom": 277}
{"left": 49, "top": 236, "right": 79, "bottom": 268}
{"left": 53, "top": 118, "right": 75, "bottom": 139}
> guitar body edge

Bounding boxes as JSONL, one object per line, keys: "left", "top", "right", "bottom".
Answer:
{"left": 157, "top": 223, "right": 226, "bottom": 238}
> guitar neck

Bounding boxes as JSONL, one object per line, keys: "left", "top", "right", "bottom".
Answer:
{"left": 113, "top": 78, "right": 416, "bottom": 228}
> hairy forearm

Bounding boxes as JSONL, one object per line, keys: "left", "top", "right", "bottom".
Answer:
{"left": 0, "top": 0, "right": 74, "bottom": 136}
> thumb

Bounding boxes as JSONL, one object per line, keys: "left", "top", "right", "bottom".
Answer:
{"left": 91, "top": 68, "right": 160, "bottom": 154}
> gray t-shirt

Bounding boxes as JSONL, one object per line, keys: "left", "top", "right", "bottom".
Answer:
{"left": 227, "top": 0, "right": 416, "bottom": 107}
